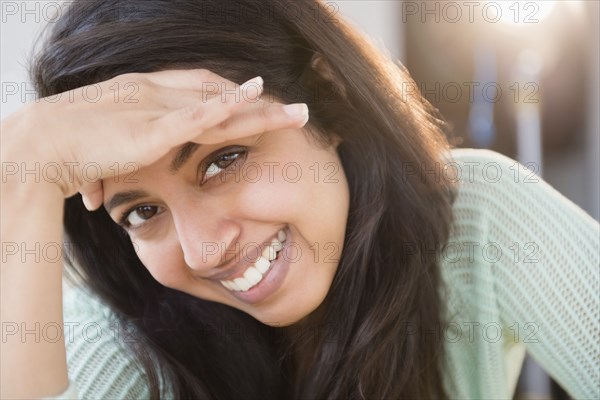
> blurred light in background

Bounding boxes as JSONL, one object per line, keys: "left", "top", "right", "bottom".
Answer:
{"left": 492, "top": 0, "right": 557, "bottom": 25}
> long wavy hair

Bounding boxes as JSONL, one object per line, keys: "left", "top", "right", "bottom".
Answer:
{"left": 30, "top": 0, "right": 459, "bottom": 398}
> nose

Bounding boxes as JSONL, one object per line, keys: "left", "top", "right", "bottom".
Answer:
{"left": 171, "top": 202, "right": 241, "bottom": 273}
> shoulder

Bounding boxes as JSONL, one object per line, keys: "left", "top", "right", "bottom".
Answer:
{"left": 449, "top": 147, "right": 513, "bottom": 163}
{"left": 447, "top": 148, "right": 529, "bottom": 228}
{"left": 446, "top": 147, "right": 598, "bottom": 234}
{"left": 63, "top": 285, "right": 151, "bottom": 399}
{"left": 448, "top": 147, "right": 537, "bottom": 198}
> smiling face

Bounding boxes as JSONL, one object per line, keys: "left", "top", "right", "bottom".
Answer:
{"left": 103, "top": 126, "right": 349, "bottom": 326}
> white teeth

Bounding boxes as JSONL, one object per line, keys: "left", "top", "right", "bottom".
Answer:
{"left": 255, "top": 256, "right": 271, "bottom": 274}
{"left": 220, "top": 280, "right": 231, "bottom": 290}
{"left": 262, "top": 245, "right": 276, "bottom": 261}
{"left": 228, "top": 280, "right": 241, "bottom": 291}
{"left": 278, "top": 229, "right": 286, "bottom": 242}
{"left": 272, "top": 238, "right": 283, "bottom": 252}
{"left": 244, "top": 267, "right": 262, "bottom": 286}
{"left": 233, "top": 277, "right": 251, "bottom": 291}
{"left": 219, "top": 229, "right": 288, "bottom": 292}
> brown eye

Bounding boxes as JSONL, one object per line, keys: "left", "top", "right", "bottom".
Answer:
{"left": 124, "top": 205, "right": 161, "bottom": 228}
{"left": 202, "top": 149, "right": 246, "bottom": 184}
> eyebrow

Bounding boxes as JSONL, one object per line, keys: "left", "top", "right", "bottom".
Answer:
{"left": 169, "top": 142, "right": 201, "bottom": 173}
{"left": 104, "top": 190, "right": 150, "bottom": 214}
{"left": 105, "top": 143, "right": 202, "bottom": 214}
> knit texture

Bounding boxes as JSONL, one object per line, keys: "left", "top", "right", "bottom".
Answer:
{"left": 53, "top": 148, "right": 599, "bottom": 399}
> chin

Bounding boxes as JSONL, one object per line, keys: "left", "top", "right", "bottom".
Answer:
{"left": 246, "top": 306, "right": 307, "bottom": 327}
{"left": 253, "top": 294, "right": 327, "bottom": 328}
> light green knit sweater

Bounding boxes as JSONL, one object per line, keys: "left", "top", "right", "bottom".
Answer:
{"left": 48, "top": 149, "right": 600, "bottom": 399}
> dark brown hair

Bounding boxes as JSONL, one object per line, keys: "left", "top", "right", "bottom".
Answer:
{"left": 31, "top": 0, "right": 458, "bottom": 398}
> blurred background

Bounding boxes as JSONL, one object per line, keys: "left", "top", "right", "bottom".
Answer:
{"left": 337, "top": 1, "right": 599, "bottom": 399}
{"left": 335, "top": 0, "right": 599, "bottom": 225}
{"left": 2, "top": 1, "right": 598, "bottom": 398}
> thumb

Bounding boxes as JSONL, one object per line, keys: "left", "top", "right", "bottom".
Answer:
{"left": 79, "top": 180, "right": 104, "bottom": 211}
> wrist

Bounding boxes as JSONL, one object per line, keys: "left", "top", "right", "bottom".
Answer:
{"left": 1, "top": 175, "right": 64, "bottom": 206}
{"left": 1, "top": 104, "right": 73, "bottom": 197}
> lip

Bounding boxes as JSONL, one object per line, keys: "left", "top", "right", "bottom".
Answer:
{"left": 228, "top": 226, "right": 292, "bottom": 304}
{"left": 207, "top": 228, "right": 286, "bottom": 282}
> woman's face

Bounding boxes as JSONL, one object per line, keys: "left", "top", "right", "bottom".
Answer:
{"left": 103, "top": 124, "right": 349, "bottom": 326}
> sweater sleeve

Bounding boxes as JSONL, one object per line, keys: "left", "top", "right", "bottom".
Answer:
{"left": 442, "top": 148, "right": 599, "bottom": 399}
{"left": 58, "top": 286, "right": 151, "bottom": 399}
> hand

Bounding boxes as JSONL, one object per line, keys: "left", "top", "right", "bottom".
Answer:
{"left": 3, "top": 69, "right": 308, "bottom": 209}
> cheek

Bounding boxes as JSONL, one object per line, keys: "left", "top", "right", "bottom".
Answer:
{"left": 230, "top": 167, "right": 318, "bottom": 223}
{"left": 233, "top": 155, "right": 349, "bottom": 242}
{"left": 135, "top": 241, "right": 188, "bottom": 289}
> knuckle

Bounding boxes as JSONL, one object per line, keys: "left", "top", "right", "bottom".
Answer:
{"left": 217, "top": 102, "right": 234, "bottom": 120}
{"left": 132, "top": 118, "right": 153, "bottom": 147}
{"left": 136, "top": 82, "right": 160, "bottom": 105}
{"left": 117, "top": 72, "right": 143, "bottom": 86}
{"left": 193, "top": 68, "right": 212, "bottom": 81}
{"left": 217, "top": 117, "right": 231, "bottom": 131}
{"left": 225, "top": 95, "right": 239, "bottom": 109}
{"left": 114, "top": 72, "right": 134, "bottom": 82}
{"left": 259, "top": 102, "right": 270, "bottom": 119}
{"left": 122, "top": 72, "right": 140, "bottom": 80}
{"left": 258, "top": 117, "right": 268, "bottom": 132}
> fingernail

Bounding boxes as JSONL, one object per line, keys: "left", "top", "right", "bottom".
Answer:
{"left": 283, "top": 103, "right": 308, "bottom": 120}
{"left": 240, "top": 76, "right": 263, "bottom": 91}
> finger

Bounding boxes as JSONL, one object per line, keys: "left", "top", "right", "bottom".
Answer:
{"left": 79, "top": 181, "right": 104, "bottom": 211}
{"left": 145, "top": 68, "right": 249, "bottom": 95}
{"left": 153, "top": 76, "right": 264, "bottom": 110}
{"left": 140, "top": 80, "right": 264, "bottom": 153}
{"left": 196, "top": 102, "right": 309, "bottom": 144}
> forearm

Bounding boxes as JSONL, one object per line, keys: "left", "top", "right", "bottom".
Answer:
{"left": 1, "top": 136, "right": 69, "bottom": 398}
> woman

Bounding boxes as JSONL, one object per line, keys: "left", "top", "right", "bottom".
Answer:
{"left": 2, "top": 0, "right": 598, "bottom": 399}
